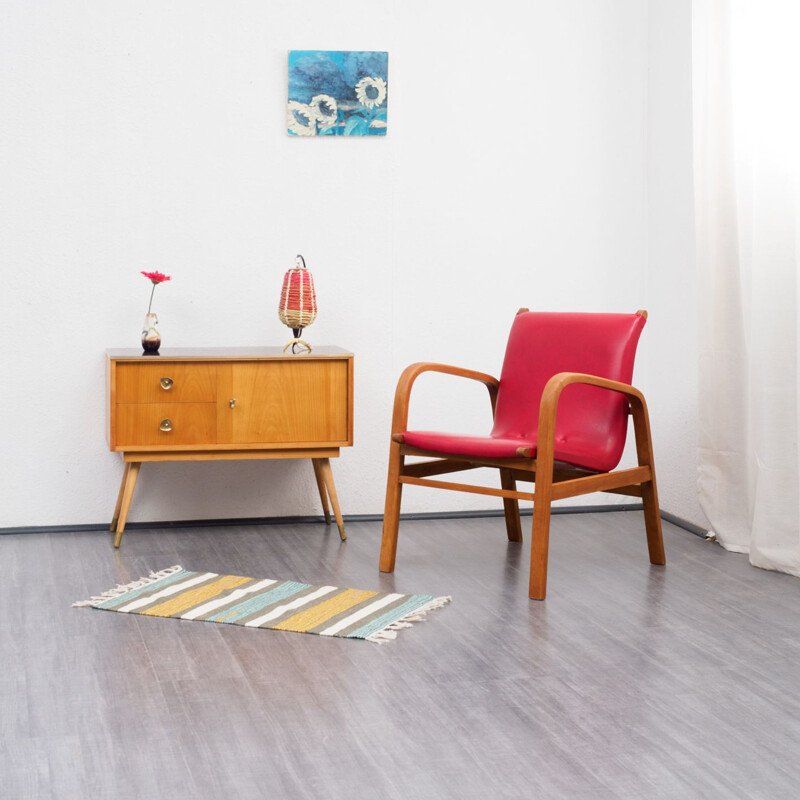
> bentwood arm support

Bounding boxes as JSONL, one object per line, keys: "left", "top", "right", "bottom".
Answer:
{"left": 528, "top": 371, "right": 665, "bottom": 599}
{"left": 537, "top": 372, "right": 657, "bottom": 472}
{"left": 389, "top": 363, "right": 500, "bottom": 438}
{"left": 380, "top": 363, "right": 499, "bottom": 572}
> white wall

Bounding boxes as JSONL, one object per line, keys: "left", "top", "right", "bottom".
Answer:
{"left": 0, "top": 0, "right": 702, "bottom": 529}
{"left": 645, "top": 0, "right": 708, "bottom": 527}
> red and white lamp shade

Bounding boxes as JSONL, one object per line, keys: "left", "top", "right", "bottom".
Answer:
{"left": 278, "top": 255, "right": 317, "bottom": 352}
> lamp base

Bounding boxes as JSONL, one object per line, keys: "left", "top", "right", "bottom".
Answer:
{"left": 283, "top": 337, "right": 312, "bottom": 354}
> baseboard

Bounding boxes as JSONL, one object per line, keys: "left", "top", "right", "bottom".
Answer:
{"left": 0, "top": 502, "right": 703, "bottom": 537}
{"left": 659, "top": 510, "right": 709, "bottom": 539}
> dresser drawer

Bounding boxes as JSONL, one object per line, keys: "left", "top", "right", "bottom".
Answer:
{"left": 115, "top": 363, "right": 216, "bottom": 403}
{"left": 114, "top": 403, "right": 217, "bottom": 446}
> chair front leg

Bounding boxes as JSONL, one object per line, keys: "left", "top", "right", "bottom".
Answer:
{"left": 641, "top": 477, "right": 665, "bottom": 565}
{"left": 379, "top": 441, "right": 405, "bottom": 572}
{"left": 630, "top": 397, "right": 666, "bottom": 565}
{"left": 530, "top": 382, "right": 559, "bottom": 600}
{"left": 529, "top": 469, "right": 554, "bottom": 600}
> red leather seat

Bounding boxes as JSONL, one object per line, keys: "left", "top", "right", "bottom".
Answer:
{"left": 379, "top": 309, "right": 665, "bottom": 600}
{"left": 402, "top": 312, "right": 645, "bottom": 472}
{"left": 401, "top": 432, "right": 535, "bottom": 460}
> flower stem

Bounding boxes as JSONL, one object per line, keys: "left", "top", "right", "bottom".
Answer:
{"left": 147, "top": 283, "right": 156, "bottom": 314}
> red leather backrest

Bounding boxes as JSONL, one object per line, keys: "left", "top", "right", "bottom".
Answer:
{"left": 491, "top": 312, "right": 646, "bottom": 471}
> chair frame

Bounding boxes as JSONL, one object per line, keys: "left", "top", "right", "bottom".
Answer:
{"left": 378, "top": 309, "right": 666, "bottom": 599}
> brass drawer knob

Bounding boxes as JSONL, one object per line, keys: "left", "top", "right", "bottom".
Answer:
{"left": 159, "top": 418, "right": 173, "bottom": 432}
{"left": 160, "top": 377, "right": 174, "bottom": 390}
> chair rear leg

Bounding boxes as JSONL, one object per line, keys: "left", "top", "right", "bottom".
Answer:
{"left": 500, "top": 468, "right": 523, "bottom": 542}
{"left": 379, "top": 442, "right": 405, "bottom": 572}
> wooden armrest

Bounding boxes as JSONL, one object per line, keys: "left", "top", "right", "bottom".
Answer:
{"left": 390, "top": 362, "right": 500, "bottom": 435}
{"left": 542, "top": 372, "right": 646, "bottom": 407}
{"left": 537, "top": 371, "right": 652, "bottom": 466}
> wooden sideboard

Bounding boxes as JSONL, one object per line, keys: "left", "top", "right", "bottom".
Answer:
{"left": 106, "top": 346, "right": 353, "bottom": 547}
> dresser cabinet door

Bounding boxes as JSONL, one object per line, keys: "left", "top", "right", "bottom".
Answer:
{"left": 218, "top": 360, "right": 349, "bottom": 445}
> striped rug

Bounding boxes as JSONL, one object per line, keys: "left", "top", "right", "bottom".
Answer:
{"left": 74, "top": 566, "right": 450, "bottom": 643}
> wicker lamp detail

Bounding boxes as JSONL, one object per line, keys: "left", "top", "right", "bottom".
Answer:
{"left": 278, "top": 254, "right": 317, "bottom": 353}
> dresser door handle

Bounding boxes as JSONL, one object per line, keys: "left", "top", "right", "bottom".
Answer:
{"left": 160, "top": 377, "right": 174, "bottom": 390}
{"left": 229, "top": 398, "right": 236, "bottom": 409}
{"left": 159, "top": 418, "right": 173, "bottom": 432}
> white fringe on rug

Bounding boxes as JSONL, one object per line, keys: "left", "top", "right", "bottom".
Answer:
{"left": 366, "top": 595, "right": 452, "bottom": 643}
{"left": 72, "top": 565, "right": 184, "bottom": 608}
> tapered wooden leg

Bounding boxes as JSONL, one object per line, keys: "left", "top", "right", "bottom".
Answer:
{"left": 317, "top": 458, "right": 346, "bottom": 541}
{"left": 500, "top": 468, "right": 523, "bottom": 542}
{"left": 311, "top": 459, "right": 332, "bottom": 525}
{"left": 110, "top": 462, "right": 132, "bottom": 532}
{"left": 379, "top": 441, "right": 404, "bottom": 572}
{"left": 113, "top": 461, "right": 141, "bottom": 548}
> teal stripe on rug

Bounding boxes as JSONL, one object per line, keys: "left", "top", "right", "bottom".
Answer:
{"left": 347, "top": 595, "right": 434, "bottom": 639}
{"left": 208, "top": 581, "right": 311, "bottom": 623}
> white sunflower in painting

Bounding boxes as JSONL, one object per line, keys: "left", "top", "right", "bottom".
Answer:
{"left": 309, "top": 94, "right": 338, "bottom": 127}
{"left": 287, "top": 101, "right": 317, "bottom": 136}
{"left": 354, "top": 76, "right": 387, "bottom": 110}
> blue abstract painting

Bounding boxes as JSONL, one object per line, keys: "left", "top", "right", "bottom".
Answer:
{"left": 287, "top": 50, "right": 388, "bottom": 137}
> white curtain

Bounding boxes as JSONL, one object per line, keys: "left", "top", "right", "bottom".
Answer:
{"left": 693, "top": 0, "right": 800, "bottom": 576}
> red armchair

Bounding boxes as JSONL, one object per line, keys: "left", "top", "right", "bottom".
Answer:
{"left": 379, "top": 309, "right": 665, "bottom": 599}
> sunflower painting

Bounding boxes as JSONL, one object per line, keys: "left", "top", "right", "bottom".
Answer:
{"left": 287, "top": 51, "right": 388, "bottom": 137}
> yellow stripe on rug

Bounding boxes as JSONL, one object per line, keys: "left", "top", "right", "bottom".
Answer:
{"left": 274, "top": 588, "right": 378, "bottom": 632}
{"left": 141, "top": 575, "right": 252, "bottom": 617}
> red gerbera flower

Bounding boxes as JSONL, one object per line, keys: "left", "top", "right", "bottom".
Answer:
{"left": 141, "top": 270, "right": 171, "bottom": 314}
{"left": 141, "top": 270, "right": 171, "bottom": 285}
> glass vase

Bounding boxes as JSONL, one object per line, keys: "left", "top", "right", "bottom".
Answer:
{"left": 141, "top": 312, "right": 161, "bottom": 355}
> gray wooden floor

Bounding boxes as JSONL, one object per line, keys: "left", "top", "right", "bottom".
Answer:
{"left": 2, "top": 511, "right": 800, "bottom": 799}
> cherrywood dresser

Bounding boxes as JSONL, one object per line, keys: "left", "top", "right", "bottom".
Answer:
{"left": 106, "top": 346, "right": 353, "bottom": 546}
